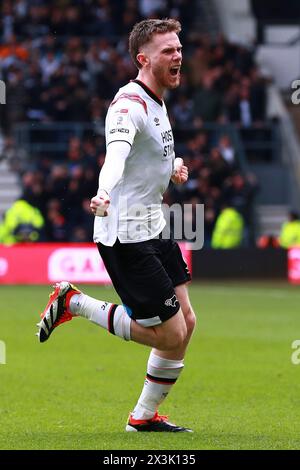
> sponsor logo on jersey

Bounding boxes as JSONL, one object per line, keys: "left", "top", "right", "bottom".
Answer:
{"left": 109, "top": 128, "right": 129, "bottom": 134}
{"left": 161, "top": 129, "right": 173, "bottom": 143}
{"left": 154, "top": 117, "right": 160, "bottom": 126}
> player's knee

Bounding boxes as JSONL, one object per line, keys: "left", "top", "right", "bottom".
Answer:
{"left": 168, "top": 328, "right": 186, "bottom": 350}
{"left": 185, "top": 308, "right": 196, "bottom": 336}
{"left": 156, "top": 325, "right": 187, "bottom": 350}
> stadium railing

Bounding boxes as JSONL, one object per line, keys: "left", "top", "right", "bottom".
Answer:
{"left": 12, "top": 121, "right": 279, "bottom": 169}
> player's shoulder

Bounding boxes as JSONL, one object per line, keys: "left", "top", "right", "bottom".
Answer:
{"left": 110, "top": 82, "right": 148, "bottom": 115}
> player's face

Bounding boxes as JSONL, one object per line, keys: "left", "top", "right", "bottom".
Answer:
{"left": 146, "top": 32, "right": 182, "bottom": 91}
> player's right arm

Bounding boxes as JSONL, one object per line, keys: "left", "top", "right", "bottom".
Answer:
{"left": 90, "top": 96, "right": 147, "bottom": 217}
{"left": 90, "top": 140, "right": 131, "bottom": 216}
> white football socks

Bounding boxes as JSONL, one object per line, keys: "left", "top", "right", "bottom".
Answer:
{"left": 132, "top": 351, "right": 184, "bottom": 420}
{"left": 69, "top": 293, "right": 131, "bottom": 341}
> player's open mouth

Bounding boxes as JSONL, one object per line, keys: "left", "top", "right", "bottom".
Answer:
{"left": 170, "top": 66, "right": 180, "bottom": 77}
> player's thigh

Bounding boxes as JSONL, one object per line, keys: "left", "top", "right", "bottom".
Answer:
{"left": 160, "top": 238, "right": 191, "bottom": 287}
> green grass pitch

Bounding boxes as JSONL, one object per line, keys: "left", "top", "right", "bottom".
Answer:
{"left": 1, "top": 281, "right": 300, "bottom": 450}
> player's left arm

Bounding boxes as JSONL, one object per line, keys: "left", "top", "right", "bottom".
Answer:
{"left": 171, "top": 157, "right": 189, "bottom": 185}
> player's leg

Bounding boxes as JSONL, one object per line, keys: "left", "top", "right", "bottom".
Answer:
{"left": 70, "top": 285, "right": 189, "bottom": 350}
{"left": 36, "top": 237, "right": 183, "bottom": 345}
{"left": 126, "top": 240, "right": 195, "bottom": 432}
{"left": 128, "top": 283, "right": 196, "bottom": 432}
{"left": 36, "top": 280, "right": 187, "bottom": 348}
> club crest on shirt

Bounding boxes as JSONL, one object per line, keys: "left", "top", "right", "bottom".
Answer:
{"left": 164, "top": 295, "right": 178, "bottom": 308}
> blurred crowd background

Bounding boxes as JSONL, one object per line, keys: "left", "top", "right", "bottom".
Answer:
{"left": 1, "top": 0, "right": 295, "bottom": 248}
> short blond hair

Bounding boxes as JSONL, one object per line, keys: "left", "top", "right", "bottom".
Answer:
{"left": 129, "top": 18, "right": 181, "bottom": 69}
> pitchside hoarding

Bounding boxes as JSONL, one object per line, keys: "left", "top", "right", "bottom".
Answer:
{"left": 288, "top": 247, "right": 300, "bottom": 284}
{"left": 0, "top": 243, "right": 192, "bottom": 285}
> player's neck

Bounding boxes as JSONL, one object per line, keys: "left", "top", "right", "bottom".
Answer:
{"left": 135, "top": 72, "right": 164, "bottom": 100}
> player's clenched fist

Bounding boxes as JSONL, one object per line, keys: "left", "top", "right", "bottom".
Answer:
{"left": 171, "top": 157, "right": 188, "bottom": 185}
{"left": 90, "top": 190, "right": 110, "bottom": 217}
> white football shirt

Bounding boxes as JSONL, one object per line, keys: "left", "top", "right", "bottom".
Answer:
{"left": 93, "top": 80, "right": 175, "bottom": 246}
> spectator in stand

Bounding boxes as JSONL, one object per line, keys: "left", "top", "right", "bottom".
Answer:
{"left": 217, "top": 134, "right": 236, "bottom": 168}
{"left": 69, "top": 199, "right": 95, "bottom": 242}
{"left": 66, "top": 136, "right": 84, "bottom": 170}
{"left": 278, "top": 211, "right": 300, "bottom": 248}
{"left": 70, "top": 226, "right": 90, "bottom": 243}
{"left": 46, "top": 164, "right": 69, "bottom": 202}
{"left": 170, "top": 93, "right": 194, "bottom": 127}
{"left": 0, "top": 134, "right": 27, "bottom": 171}
{"left": 186, "top": 39, "right": 210, "bottom": 88}
{"left": 39, "top": 47, "right": 61, "bottom": 85}
{"left": 208, "top": 147, "right": 231, "bottom": 188}
{"left": 249, "top": 66, "right": 267, "bottom": 124}
{"left": 1, "top": 1, "right": 15, "bottom": 43}
{"left": 45, "top": 199, "right": 68, "bottom": 242}
{"left": 227, "top": 83, "right": 254, "bottom": 127}
{"left": 211, "top": 206, "right": 244, "bottom": 249}
{"left": 223, "top": 172, "right": 258, "bottom": 245}
{"left": 193, "top": 70, "right": 225, "bottom": 124}
{"left": 2, "top": 66, "right": 27, "bottom": 133}
{"left": 184, "top": 132, "right": 209, "bottom": 159}
{"left": 0, "top": 33, "right": 29, "bottom": 64}
{"left": 0, "top": 196, "right": 45, "bottom": 245}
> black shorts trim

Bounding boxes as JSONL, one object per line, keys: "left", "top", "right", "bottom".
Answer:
{"left": 97, "top": 236, "right": 191, "bottom": 326}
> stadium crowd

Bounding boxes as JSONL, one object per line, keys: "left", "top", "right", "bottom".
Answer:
{"left": 0, "top": 0, "right": 267, "bottom": 247}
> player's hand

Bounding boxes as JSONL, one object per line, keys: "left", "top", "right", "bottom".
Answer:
{"left": 171, "top": 157, "right": 188, "bottom": 185}
{"left": 90, "top": 190, "right": 110, "bottom": 217}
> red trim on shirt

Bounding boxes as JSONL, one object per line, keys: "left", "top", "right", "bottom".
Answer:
{"left": 111, "top": 93, "right": 148, "bottom": 115}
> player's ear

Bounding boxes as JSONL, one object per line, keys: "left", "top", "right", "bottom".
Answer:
{"left": 137, "top": 52, "right": 149, "bottom": 68}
